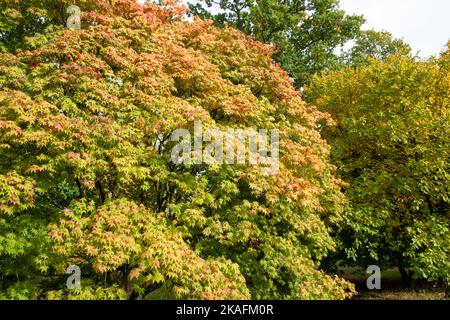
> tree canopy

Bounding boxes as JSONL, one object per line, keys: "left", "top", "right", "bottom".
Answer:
{"left": 344, "top": 29, "right": 412, "bottom": 67}
{"left": 189, "top": 0, "right": 364, "bottom": 87}
{"left": 0, "top": 0, "right": 354, "bottom": 299}
{"left": 307, "top": 47, "right": 450, "bottom": 288}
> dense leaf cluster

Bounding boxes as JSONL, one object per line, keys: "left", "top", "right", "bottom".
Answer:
{"left": 307, "top": 49, "right": 450, "bottom": 288}
{"left": 0, "top": 0, "right": 353, "bottom": 299}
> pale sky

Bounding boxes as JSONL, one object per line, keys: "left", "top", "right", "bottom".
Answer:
{"left": 339, "top": 0, "right": 450, "bottom": 57}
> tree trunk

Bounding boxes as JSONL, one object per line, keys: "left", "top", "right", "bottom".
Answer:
{"left": 399, "top": 265, "right": 412, "bottom": 288}
{"left": 444, "top": 279, "right": 450, "bottom": 298}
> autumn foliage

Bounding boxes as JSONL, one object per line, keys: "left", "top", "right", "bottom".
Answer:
{"left": 0, "top": 0, "right": 354, "bottom": 299}
{"left": 307, "top": 49, "right": 450, "bottom": 289}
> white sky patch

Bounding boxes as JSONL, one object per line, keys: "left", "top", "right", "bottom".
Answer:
{"left": 339, "top": 0, "right": 450, "bottom": 57}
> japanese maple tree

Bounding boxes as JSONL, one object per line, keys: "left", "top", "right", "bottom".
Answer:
{"left": 0, "top": 0, "right": 353, "bottom": 299}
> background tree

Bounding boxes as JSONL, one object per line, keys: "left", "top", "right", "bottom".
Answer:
{"left": 0, "top": 0, "right": 354, "bottom": 299}
{"left": 188, "top": 0, "right": 364, "bottom": 87}
{"left": 344, "top": 29, "right": 412, "bottom": 67}
{"left": 306, "top": 46, "right": 450, "bottom": 290}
